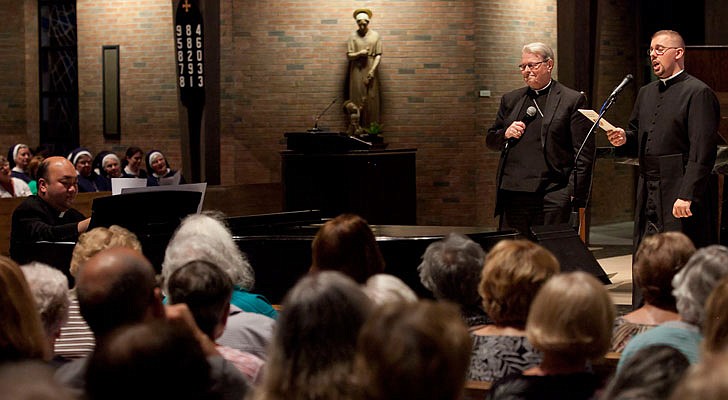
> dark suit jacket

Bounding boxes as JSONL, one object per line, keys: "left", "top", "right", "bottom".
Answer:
{"left": 486, "top": 80, "right": 594, "bottom": 216}
{"left": 10, "top": 195, "right": 86, "bottom": 263}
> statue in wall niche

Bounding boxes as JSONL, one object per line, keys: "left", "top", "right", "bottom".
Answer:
{"left": 346, "top": 8, "right": 382, "bottom": 131}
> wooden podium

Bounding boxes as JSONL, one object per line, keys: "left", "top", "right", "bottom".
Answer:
{"left": 281, "top": 145, "right": 416, "bottom": 225}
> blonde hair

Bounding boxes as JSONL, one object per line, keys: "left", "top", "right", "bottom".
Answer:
{"left": 362, "top": 274, "right": 418, "bottom": 306}
{"left": 527, "top": 271, "right": 614, "bottom": 361}
{"left": 70, "top": 226, "right": 142, "bottom": 278}
{"left": 479, "top": 239, "right": 559, "bottom": 327}
{"left": 0, "top": 256, "right": 49, "bottom": 361}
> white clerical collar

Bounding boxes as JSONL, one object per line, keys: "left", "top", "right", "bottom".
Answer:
{"left": 532, "top": 80, "right": 553, "bottom": 96}
{"left": 660, "top": 69, "right": 684, "bottom": 84}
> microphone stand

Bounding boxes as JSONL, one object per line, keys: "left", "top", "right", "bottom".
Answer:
{"left": 308, "top": 97, "right": 338, "bottom": 133}
{"left": 570, "top": 94, "right": 617, "bottom": 233}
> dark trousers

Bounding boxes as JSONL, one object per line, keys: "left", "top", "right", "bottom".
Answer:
{"left": 498, "top": 187, "right": 571, "bottom": 241}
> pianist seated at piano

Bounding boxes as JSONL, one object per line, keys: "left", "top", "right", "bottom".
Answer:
{"left": 309, "top": 213, "right": 385, "bottom": 284}
{"left": 10, "top": 157, "right": 90, "bottom": 264}
{"left": 162, "top": 213, "right": 278, "bottom": 320}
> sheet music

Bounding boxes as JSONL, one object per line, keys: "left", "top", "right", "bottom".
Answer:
{"left": 121, "top": 183, "right": 207, "bottom": 213}
{"left": 578, "top": 109, "right": 618, "bottom": 132}
{"left": 111, "top": 178, "right": 147, "bottom": 195}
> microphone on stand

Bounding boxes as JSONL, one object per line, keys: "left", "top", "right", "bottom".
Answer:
{"left": 504, "top": 106, "right": 538, "bottom": 150}
{"left": 607, "top": 74, "right": 633, "bottom": 100}
{"left": 308, "top": 97, "right": 338, "bottom": 133}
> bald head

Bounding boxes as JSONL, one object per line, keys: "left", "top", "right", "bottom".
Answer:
{"left": 77, "top": 247, "right": 162, "bottom": 340}
{"left": 37, "top": 156, "right": 78, "bottom": 212}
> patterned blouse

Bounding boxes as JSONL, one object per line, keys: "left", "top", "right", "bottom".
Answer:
{"left": 611, "top": 316, "right": 655, "bottom": 352}
{"left": 467, "top": 334, "right": 542, "bottom": 382}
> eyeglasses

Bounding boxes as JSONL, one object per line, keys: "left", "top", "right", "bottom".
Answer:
{"left": 518, "top": 60, "right": 547, "bottom": 71}
{"left": 647, "top": 46, "right": 680, "bottom": 56}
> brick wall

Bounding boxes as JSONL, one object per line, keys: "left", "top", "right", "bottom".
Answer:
{"left": 0, "top": 0, "right": 644, "bottom": 227}
{"left": 74, "top": 0, "right": 183, "bottom": 167}
{"left": 589, "top": 0, "right": 639, "bottom": 224}
{"left": 0, "top": 1, "right": 29, "bottom": 147}
{"left": 474, "top": 0, "right": 558, "bottom": 225}
{"left": 218, "top": 0, "right": 557, "bottom": 226}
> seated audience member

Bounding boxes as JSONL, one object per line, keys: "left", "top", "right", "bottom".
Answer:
{"left": 600, "top": 345, "right": 690, "bottom": 400}
{"left": 167, "top": 260, "right": 265, "bottom": 384}
{"left": 145, "top": 149, "right": 185, "bottom": 186}
{"left": 0, "top": 256, "right": 49, "bottom": 362}
{"left": 612, "top": 232, "right": 695, "bottom": 352}
{"left": 418, "top": 232, "right": 490, "bottom": 327}
{"left": 355, "top": 300, "right": 471, "bottom": 400}
{"left": 55, "top": 247, "right": 249, "bottom": 400}
{"left": 7, "top": 143, "right": 32, "bottom": 183}
{"left": 669, "top": 350, "right": 728, "bottom": 399}
{"left": 67, "top": 147, "right": 109, "bottom": 192}
{"left": 0, "top": 155, "right": 31, "bottom": 197}
{"left": 54, "top": 225, "right": 141, "bottom": 359}
{"left": 488, "top": 272, "right": 615, "bottom": 400}
{"left": 19, "top": 262, "right": 70, "bottom": 364}
{"left": 94, "top": 150, "right": 123, "bottom": 180}
{"left": 310, "top": 213, "right": 385, "bottom": 284}
{"left": 121, "top": 146, "right": 147, "bottom": 178}
{"left": 85, "top": 320, "right": 216, "bottom": 400}
{"left": 9, "top": 156, "right": 90, "bottom": 264}
{"left": 468, "top": 239, "right": 559, "bottom": 382}
{"left": 701, "top": 276, "right": 728, "bottom": 355}
{"left": 620, "top": 245, "right": 728, "bottom": 367}
{"left": 0, "top": 360, "right": 75, "bottom": 400}
{"left": 26, "top": 154, "right": 45, "bottom": 195}
{"left": 362, "top": 273, "right": 418, "bottom": 306}
{"left": 251, "top": 271, "right": 373, "bottom": 400}
{"left": 163, "top": 212, "right": 278, "bottom": 320}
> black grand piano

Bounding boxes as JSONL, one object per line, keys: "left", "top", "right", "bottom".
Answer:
{"left": 227, "top": 210, "right": 520, "bottom": 304}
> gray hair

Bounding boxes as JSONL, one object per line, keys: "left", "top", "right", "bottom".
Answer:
{"left": 162, "top": 213, "right": 254, "bottom": 293}
{"left": 417, "top": 232, "right": 485, "bottom": 307}
{"left": 20, "top": 262, "right": 70, "bottom": 340}
{"left": 522, "top": 42, "right": 554, "bottom": 61}
{"left": 672, "top": 245, "right": 728, "bottom": 326}
{"left": 362, "top": 274, "right": 418, "bottom": 306}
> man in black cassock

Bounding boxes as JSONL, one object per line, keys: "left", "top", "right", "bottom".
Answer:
{"left": 10, "top": 156, "right": 90, "bottom": 263}
{"left": 607, "top": 30, "right": 722, "bottom": 307}
{"left": 607, "top": 30, "right": 721, "bottom": 251}
{"left": 486, "top": 42, "right": 594, "bottom": 240}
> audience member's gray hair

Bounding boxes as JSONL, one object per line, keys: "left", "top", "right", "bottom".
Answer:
{"left": 418, "top": 233, "right": 485, "bottom": 307}
{"left": 162, "top": 212, "right": 254, "bottom": 293}
{"left": 522, "top": 42, "right": 554, "bottom": 61}
{"left": 362, "top": 274, "right": 418, "bottom": 306}
{"left": 672, "top": 245, "right": 728, "bottom": 327}
{"left": 20, "top": 262, "right": 70, "bottom": 339}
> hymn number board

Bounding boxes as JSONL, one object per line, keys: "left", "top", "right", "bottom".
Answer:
{"left": 174, "top": 0, "right": 205, "bottom": 108}
{"left": 176, "top": 23, "right": 203, "bottom": 89}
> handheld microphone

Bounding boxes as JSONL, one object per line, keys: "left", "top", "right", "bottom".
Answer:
{"left": 608, "top": 74, "right": 633, "bottom": 100}
{"left": 505, "top": 106, "right": 537, "bottom": 149}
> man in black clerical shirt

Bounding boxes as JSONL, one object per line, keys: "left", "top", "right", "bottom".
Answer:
{"left": 486, "top": 42, "right": 594, "bottom": 240}
{"left": 607, "top": 30, "right": 721, "bottom": 251}
{"left": 10, "top": 156, "right": 91, "bottom": 263}
{"left": 606, "top": 30, "right": 721, "bottom": 307}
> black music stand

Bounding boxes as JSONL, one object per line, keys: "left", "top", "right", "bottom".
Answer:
{"left": 89, "top": 191, "right": 202, "bottom": 271}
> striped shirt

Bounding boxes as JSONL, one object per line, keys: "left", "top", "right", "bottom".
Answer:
{"left": 54, "top": 294, "right": 95, "bottom": 359}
